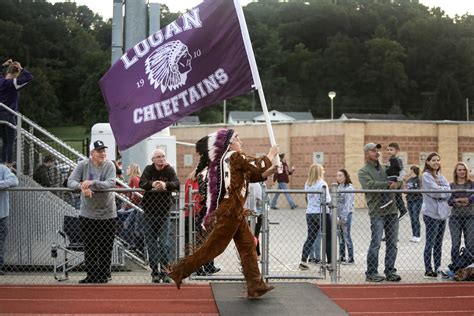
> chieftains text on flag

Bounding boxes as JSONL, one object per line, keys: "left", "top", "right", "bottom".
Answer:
{"left": 133, "top": 68, "right": 228, "bottom": 124}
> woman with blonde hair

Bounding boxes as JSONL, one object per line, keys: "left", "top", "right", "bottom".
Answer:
{"left": 299, "top": 164, "right": 331, "bottom": 270}
{"left": 447, "top": 162, "right": 474, "bottom": 271}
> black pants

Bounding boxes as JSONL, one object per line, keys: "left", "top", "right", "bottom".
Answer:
{"left": 254, "top": 215, "right": 263, "bottom": 256}
{"left": 0, "top": 114, "right": 16, "bottom": 164}
{"left": 80, "top": 216, "right": 117, "bottom": 281}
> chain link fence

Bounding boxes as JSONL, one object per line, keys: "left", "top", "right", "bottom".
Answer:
{"left": 0, "top": 185, "right": 472, "bottom": 284}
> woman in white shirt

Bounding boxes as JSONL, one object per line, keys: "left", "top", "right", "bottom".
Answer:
{"left": 299, "top": 164, "right": 331, "bottom": 270}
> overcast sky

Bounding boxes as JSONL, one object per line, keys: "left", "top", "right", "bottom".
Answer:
{"left": 46, "top": 0, "right": 474, "bottom": 20}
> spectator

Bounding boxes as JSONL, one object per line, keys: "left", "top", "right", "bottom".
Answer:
{"left": 122, "top": 163, "right": 143, "bottom": 252}
{"left": 33, "top": 155, "right": 55, "bottom": 187}
{"left": 0, "top": 59, "right": 33, "bottom": 165}
{"left": 406, "top": 165, "right": 423, "bottom": 243}
{"left": 270, "top": 153, "right": 298, "bottom": 210}
{"left": 447, "top": 162, "right": 473, "bottom": 271}
{"left": 139, "top": 149, "right": 180, "bottom": 283}
{"left": 299, "top": 163, "right": 331, "bottom": 270}
{"left": 169, "top": 129, "right": 278, "bottom": 299}
{"left": 67, "top": 140, "right": 117, "bottom": 284}
{"left": 336, "top": 169, "right": 355, "bottom": 265}
{"left": 384, "top": 143, "right": 408, "bottom": 220}
{"left": 358, "top": 143, "right": 402, "bottom": 282}
{"left": 0, "top": 164, "right": 18, "bottom": 275}
{"left": 245, "top": 182, "right": 265, "bottom": 261}
{"left": 421, "top": 152, "right": 451, "bottom": 279}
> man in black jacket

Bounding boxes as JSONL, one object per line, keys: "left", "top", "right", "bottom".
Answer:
{"left": 139, "top": 149, "right": 180, "bottom": 283}
{"left": 33, "top": 155, "right": 55, "bottom": 187}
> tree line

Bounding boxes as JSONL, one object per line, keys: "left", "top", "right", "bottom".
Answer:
{"left": 1, "top": 0, "right": 474, "bottom": 128}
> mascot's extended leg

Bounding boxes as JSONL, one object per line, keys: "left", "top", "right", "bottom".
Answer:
{"left": 233, "top": 217, "right": 274, "bottom": 299}
{"left": 169, "top": 213, "right": 239, "bottom": 289}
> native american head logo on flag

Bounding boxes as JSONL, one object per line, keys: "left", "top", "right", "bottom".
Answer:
{"left": 145, "top": 40, "right": 193, "bottom": 93}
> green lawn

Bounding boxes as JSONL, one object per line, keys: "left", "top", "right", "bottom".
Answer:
{"left": 47, "top": 125, "right": 89, "bottom": 154}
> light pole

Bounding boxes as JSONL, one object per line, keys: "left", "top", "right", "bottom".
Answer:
{"left": 328, "top": 91, "right": 336, "bottom": 120}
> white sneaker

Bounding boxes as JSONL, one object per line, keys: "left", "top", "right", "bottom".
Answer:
{"left": 299, "top": 262, "right": 310, "bottom": 270}
{"left": 409, "top": 236, "right": 421, "bottom": 243}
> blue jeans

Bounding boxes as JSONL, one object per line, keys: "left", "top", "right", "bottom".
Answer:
{"left": 0, "top": 115, "right": 16, "bottom": 164}
{"left": 338, "top": 212, "right": 354, "bottom": 260}
{"left": 407, "top": 197, "right": 422, "bottom": 237}
{"left": 423, "top": 215, "right": 446, "bottom": 272}
{"left": 309, "top": 232, "right": 321, "bottom": 261}
{"left": 366, "top": 214, "right": 399, "bottom": 276}
{"left": 0, "top": 217, "right": 7, "bottom": 267}
{"left": 271, "top": 182, "right": 297, "bottom": 209}
{"left": 143, "top": 213, "right": 171, "bottom": 276}
{"left": 449, "top": 215, "right": 474, "bottom": 266}
{"left": 302, "top": 213, "right": 331, "bottom": 263}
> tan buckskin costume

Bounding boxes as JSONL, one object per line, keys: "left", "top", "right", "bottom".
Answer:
{"left": 169, "top": 128, "right": 275, "bottom": 299}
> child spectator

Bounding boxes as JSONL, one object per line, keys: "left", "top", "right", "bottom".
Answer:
{"left": 385, "top": 143, "right": 408, "bottom": 220}
{"left": 336, "top": 169, "right": 355, "bottom": 265}
{"left": 406, "top": 165, "right": 423, "bottom": 243}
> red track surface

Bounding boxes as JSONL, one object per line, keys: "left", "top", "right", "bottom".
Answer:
{"left": 320, "top": 283, "right": 474, "bottom": 315}
{"left": 1, "top": 283, "right": 473, "bottom": 315}
{"left": 0, "top": 284, "right": 218, "bottom": 315}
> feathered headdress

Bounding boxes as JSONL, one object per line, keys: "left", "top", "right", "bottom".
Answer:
{"left": 194, "top": 129, "right": 235, "bottom": 223}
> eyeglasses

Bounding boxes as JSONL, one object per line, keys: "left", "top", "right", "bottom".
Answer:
{"left": 153, "top": 155, "right": 165, "bottom": 158}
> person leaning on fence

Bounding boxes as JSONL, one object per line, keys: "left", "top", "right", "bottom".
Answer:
{"left": 447, "top": 162, "right": 474, "bottom": 273}
{"left": 169, "top": 128, "right": 279, "bottom": 299}
{"left": 299, "top": 163, "right": 332, "bottom": 270}
{"left": 0, "top": 164, "right": 18, "bottom": 275}
{"left": 336, "top": 169, "right": 355, "bottom": 265}
{"left": 139, "top": 149, "right": 180, "bottom": 284}
{"left": 67, "top": 140, "right": 117, "bottom": 284}
{"left": 358, "top": 142, "right": 402, "bottom": 283}
{"left": 406, "top": 165, "right": 423, "bottom": 243}
{"left": 0, "top": 59, "right": 33, "bottom": 165}
{"left": 420, "top": 152, "right": 451, "bottom": 279}
{"left": 270, "top": 153, "right": 298, "bottom": 210}
{"left": 33, "top": 155, "right": 55, "bottom": 187}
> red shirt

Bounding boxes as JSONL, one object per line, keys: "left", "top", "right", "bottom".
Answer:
{"left": 184, "top": 178, "right": 201, "bottom": 217}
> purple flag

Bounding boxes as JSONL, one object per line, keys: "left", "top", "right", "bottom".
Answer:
{"left": 99, "top": 0, "right": 256, "bottom": 150}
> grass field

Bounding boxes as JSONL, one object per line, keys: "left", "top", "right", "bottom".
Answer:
{"left": 47, "top": 125, "right": 89, "bottom": 154}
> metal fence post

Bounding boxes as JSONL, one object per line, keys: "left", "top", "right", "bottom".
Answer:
{"left": 330, "top": 184, "right": 338, "bottom": 283}
{"left": 321, "top": 186, "right": 327, "bottom": 277}
{"left": 16, "top": 116, "right": 22, "bottom": 175}
{"left": 261, "top": 183, "right": 269, "bottom": 278}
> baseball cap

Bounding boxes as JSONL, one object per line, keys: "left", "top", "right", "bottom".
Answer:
{"left": 364, "top": 143, "right": 381, "bottom": 153}
{"left": 91, "top": 140, "right": 108, "bottom": 151}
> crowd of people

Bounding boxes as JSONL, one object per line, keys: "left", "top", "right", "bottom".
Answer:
{"left": 0, "top": 126, "right": 472, "bottom": 290}
{"left": 293, "top": 142, "right": 473, "bottom": 283}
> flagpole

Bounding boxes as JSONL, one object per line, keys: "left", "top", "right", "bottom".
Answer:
{"left": 234, "top": 0, "right": 277, "bottom": 147}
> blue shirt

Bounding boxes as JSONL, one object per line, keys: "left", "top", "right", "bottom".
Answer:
{"left": 0, "top": 164, "right": 19, "bottom": 218}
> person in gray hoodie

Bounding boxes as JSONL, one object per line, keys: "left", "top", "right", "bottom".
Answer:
{"left": 68, "top": 140, "right": 116, "bottom": 284}
{"left": 421, "top": 152, "right": 451, "bottom": 278}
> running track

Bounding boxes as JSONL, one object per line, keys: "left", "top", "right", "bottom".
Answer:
{"left": 0, "top": 283, "right": 473, "bottom": 315}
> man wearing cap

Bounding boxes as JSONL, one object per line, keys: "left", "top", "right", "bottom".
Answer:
{"left": 68, "top": 140, "right": 117, "bottom": 284}
{"left": 358, "top": 143, "right": 402, "bottom": 282}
